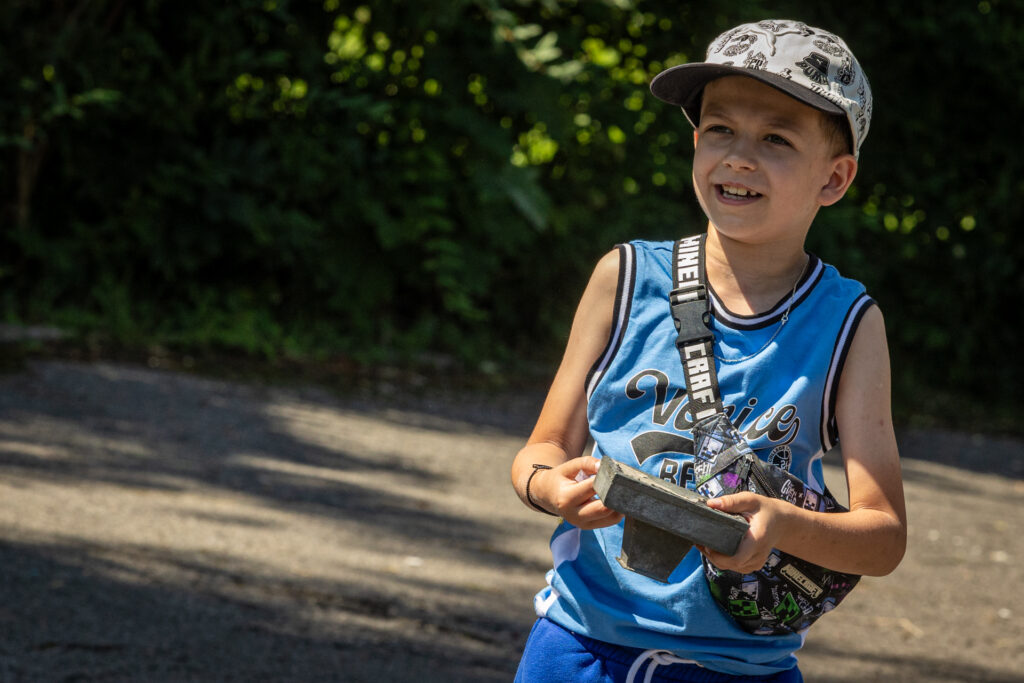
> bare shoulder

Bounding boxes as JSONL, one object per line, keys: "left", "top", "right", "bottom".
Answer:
{"left": 837, "top": 304, "right": 891, "bottom": 420}
{"left": 563, "top": 247, "right": 622, "bottom": 375}
{"left": 586, "top": 248, "right": 622, "bottom": 303}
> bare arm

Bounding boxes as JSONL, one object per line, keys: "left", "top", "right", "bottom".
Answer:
{"left": 510, "top": 249, "right": 624, "bottom": 529}
{"left": 703, "top": 306, "right": 907, "bottom": 576}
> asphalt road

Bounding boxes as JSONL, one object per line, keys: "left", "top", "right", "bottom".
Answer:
{"left": 0, "top": 360, "right": 1021, "bottom": 682}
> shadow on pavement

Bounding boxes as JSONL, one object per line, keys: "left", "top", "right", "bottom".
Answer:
{"left": 0, "top": 361, "right": 519, "bottom": 549}
{"left": 0, "top": 360, "right": 537, "bottom": 681}
{"left": 2, "top": 360, "right": 1019, "bottom": 682}
{"left": 0, "top": 538, "right": 524, "bottom": 682}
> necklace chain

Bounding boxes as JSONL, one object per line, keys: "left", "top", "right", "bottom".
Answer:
{"left": 714, "top": 256, "right": 808, "bottom": 364}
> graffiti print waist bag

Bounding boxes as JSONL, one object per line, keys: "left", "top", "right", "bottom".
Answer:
{"left": 669, "top": 234, "right": 860, "bottom": 635}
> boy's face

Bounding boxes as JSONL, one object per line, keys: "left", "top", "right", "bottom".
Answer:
{"left": 691, "top": 76, "right": 855, "bottom": 247}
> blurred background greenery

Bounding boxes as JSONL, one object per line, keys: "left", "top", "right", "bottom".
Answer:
{"left": 1, "top": 0, "right": 1019, "bottom": 430}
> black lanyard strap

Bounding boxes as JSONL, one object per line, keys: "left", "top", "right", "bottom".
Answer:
{"left": 670, "top": 235, "right": 724, "bottom": 422}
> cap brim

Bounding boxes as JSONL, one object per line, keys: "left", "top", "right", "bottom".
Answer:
{"left": 650, "top": 63, "right": 845, "bottom": 129}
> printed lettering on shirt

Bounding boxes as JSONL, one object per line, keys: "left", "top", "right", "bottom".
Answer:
{"left": 624, "top": 368, "right": 800, "bottom": 487}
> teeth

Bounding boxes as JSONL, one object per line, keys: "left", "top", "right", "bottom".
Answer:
{"left": 721, "top": 185, "right": 760, "bottom": 198}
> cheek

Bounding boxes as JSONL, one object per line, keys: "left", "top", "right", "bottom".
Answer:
{"left": 692, "top": 173, "right": 712, "bottom": 213}
{"left": 690, "top": 150, "right": 713, "bottom": 186}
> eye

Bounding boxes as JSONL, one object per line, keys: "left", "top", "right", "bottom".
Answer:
{"left": 764, "top": 133, "right": 791, "bottom": 146}
{"left": 704, "top": 124, "right": 732, "bottom": 135}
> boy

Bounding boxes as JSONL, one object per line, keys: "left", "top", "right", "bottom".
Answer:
{"left": 510, "top": 20, "right": 906, "bottom": 682}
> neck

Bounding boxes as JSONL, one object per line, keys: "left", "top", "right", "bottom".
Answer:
{"left": 704, "top": 226, "right": 809, "bottom": 315}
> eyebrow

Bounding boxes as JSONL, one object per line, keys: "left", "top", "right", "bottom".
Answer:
{"left": 761, "top": 117, "right": 805, "bottom": 135}
{"left": 700, "top": 103, "right": 731, "bottom": 121}
{"left": 702, "top": 105, "right": 809, "bottom": 136}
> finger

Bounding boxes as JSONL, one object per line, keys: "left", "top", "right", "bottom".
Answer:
{"left": 596, "top": 513, "right": 624, "bottom": 529}
{"left": 697, "top": 544, "right": 722, "bottom": 559}
{"left": 576, "top": 496, "right": 619, "bottom": 518}
{"left": 559, "top": 455, "right": 601, "bottom": 477}
{"left": 575, "top": 501, "right": 623, "bottom": 529}
{"left": 566, "top": 476, "right": 599, "bottom": 500}
{"left": 700, "top": 546, "right": 726, "bottom": 567}
{"left": 576, "top": 497, "right": 617, "bottom": 518}
{"left": 576, "top": 510, "right": 623, "bottom": 529}
{"left": 564, "top": 474, "right": 607, "bottom": 507}
{"left": 699, "top": 538, "right": 747, "bottom": 564}
{"left": 705, "top": 492, "right": 758, "bottom": 514}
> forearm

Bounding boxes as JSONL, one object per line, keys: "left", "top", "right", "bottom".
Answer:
{"left": 774, "top": 502, "right": 906, "bottom": 576}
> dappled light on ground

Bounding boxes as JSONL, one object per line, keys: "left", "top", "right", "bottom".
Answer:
{"left": 0, "top": 361, "right": 1020, "bottom": 681}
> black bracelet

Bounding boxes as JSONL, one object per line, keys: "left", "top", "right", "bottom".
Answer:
{"left": 526, "top": 464, "right": 558, "bottom": 516}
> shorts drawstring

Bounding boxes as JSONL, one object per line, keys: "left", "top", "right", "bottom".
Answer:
{"left": 625, "top": 649, "right": 701, "bottom": 683}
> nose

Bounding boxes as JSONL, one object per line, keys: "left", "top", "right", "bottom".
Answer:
{"left": 722, "top": 136, "right": 757, "bottom": 172}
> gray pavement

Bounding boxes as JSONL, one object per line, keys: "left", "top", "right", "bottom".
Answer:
{"left": 0, "top": 360, "right": 1021, "bottom": 681}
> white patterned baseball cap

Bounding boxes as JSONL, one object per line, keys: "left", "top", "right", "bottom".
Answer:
{"left": 650, "top": 20, "right": 872, "bottom": 158}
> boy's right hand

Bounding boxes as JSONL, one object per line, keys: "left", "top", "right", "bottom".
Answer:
{"left": 531, "top": 456, "right": 624, "bottom": 530}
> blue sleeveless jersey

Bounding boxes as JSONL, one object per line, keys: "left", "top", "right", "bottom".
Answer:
{"left": 534, "top": 239, "right": 874, "bottom": 676}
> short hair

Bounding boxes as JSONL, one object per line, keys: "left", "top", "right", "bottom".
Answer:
{"left": 822, "top": 113, "right": 853, "bottom": 158}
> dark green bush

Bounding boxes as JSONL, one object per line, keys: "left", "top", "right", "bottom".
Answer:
{"left": 1, "top": 1, "right": 1020, "bottom": 421}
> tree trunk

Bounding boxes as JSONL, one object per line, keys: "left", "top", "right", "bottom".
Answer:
{"left": 15, "top": 121, "right": 47, "bottom": 231}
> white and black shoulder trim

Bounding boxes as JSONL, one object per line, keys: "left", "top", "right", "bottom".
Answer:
{"left": 710, "top": 254, "right": 825, "bottom": 330}
{"left": 821, "top": 292, "right": 876, "bottom": 451}
{"left": 585, "top": 243, "right": 636, "bottom": 400}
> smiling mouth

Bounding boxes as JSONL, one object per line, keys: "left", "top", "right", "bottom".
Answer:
{"left": 717, "top": 184, "right": 762, "bottom": 200}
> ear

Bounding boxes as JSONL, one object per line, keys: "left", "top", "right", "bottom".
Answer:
{"left": 693, "top": 130, "right": 699, "bottom": 148}
{"left": 819, "top": 154, "right": 858, "bottom": 207}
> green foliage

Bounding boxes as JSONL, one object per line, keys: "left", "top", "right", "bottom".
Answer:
{"left": 0, "top": 1, "right": 1020, "bottom": 416}
{"left": 793, "top": 1, "right": 1024, "bottom": 411}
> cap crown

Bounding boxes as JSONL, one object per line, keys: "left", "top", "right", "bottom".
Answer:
{"left": 653, "top": 21, "right": 872, "bottom": 157}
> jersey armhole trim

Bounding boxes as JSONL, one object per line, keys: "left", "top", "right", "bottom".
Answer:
{"left": 821, "top": 293, "right": 875, "bottom": 452}
{"left": 586, "top": 243, "right": 635, "bottom": 401}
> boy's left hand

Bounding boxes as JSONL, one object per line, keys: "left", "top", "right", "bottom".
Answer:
{"left": 698, "top": 493, "right": 787, "bottom": 574}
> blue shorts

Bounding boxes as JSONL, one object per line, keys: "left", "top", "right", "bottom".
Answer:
{"left": 514, "top": 618, "right": 803, "bottom": 683}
